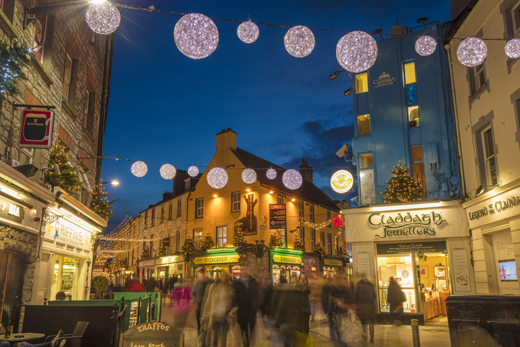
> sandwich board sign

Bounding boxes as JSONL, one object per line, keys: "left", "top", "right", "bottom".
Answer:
{"left": 123, "top": 322, "right": 184, "bottom": 347}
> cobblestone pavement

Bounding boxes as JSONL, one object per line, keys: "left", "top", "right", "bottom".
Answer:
{"left": 159, "top": 299, "right": 450, "bottom": 346}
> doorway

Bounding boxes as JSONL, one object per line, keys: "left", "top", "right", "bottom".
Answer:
{"left": 0, "top": 252, "right": 25, "bottom": 327}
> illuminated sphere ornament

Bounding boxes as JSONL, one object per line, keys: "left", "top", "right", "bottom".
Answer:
{"left": 266, "top": 168, "right": 277, "bottom": 180}
{"left": 284, "top": 26, "right": 315, "bottom": 58}
{"left": 160, "top": 164, "right": 176, "bottom": 180}
{"left": 242, "top": 168, "right": 257, "bottom": 184}
{"left": 85, "top": 1, "right": 121, "bottom": 35}
{"left": 131, "top": 161, "right": 148, "bottom": 178}
{"left": 330, "top": 170, "right": 354, "bottom": 194}
{"left": 188, "top": 165, "right": 199, "bottom": 177}
{"left": 282, "top": 169, "right": 303, "bottom": 190}
{"left": 415, "top": 36, "right": 437, "bottom": 56}
{"left": 457, "top": 37, "right": 487, "bottom": 67}
{"left": 237, "top": 20, "right": 259, "bottom": 44}
{"left": 336, "top": 31, "right": 378, "bottom": 73}
{"left": 332, "top": 215, "right": 345, "bottom": 228}
{"left": 174, "top": 13, "right": 219, "bottom": 59}
{"left": 207, "top": 167, "right": 228, "bottom": 189}
{"left": 505, "top": 38, "right": 520, "bottom": 59}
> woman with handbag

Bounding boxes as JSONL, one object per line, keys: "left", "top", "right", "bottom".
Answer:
{"left": 387, "top": 276, "right": 405, "bottom": 326}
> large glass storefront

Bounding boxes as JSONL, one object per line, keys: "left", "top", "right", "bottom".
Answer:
{"left": 51, "top": 256, "right": 80, "bottom": 301}
{"left": 376, "top": 241, "right": 451, "bottom": 319}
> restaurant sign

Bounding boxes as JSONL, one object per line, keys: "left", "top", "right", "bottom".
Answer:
{"left": 377, "top": 241, "right": 447, "bottom": 255}
{"left": 272, "top": 254, "right": 302, "bottom": 264}
{"left": 369, "top": 211, "right": 446, "bottom": 239}
{"left": 465, "top": 186, "right": 520, "bottom": 229}
{"left": 44, "top": 216, "right": 91, "bottom": 248}
{"left": 323, "top": 259, "right": 343, "bottom": 266}
{"left": 193, "top": 254, "right": 239, "bottom": 265}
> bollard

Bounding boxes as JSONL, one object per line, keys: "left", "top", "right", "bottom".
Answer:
{"left": 411, "top": 319, "right": 420, "bottom": 347}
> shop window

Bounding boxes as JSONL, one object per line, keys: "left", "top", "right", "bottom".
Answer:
{"left": 231, "top": 191, "right": 240, "bottom": 212}
{"left": 0, "top": 252, "right": 25, "bottom": 327}
{"left": 408, "top": 106, "right": 420, "bottom": 127}
{"left": 217, "top": 226, "right": 227, "bottom": 248}
{"left": 299, "top": 227, "right": 305, "bottom": 248}
{"left": 277, "top": 194, "right": 284, "bottom": 204}
{"left": 196, "top": 198, "right": 204, "bottom": 218}
{"left": 309, "top": 204, "right": 314, "bottom": 222}
{"left": 468, "top": 63, "right": 486, "bottom": 96}
{"left": 327, "top": 233, "right": 332, "bottom": 254}
{"left": 193, "top": 228, "right": 203, "bottom": 249}
{"left": 377, "top": 254, "right": 416, "bottom": 313}
{"left": 177, "top": 200, "right": 182, "bottom": 218}
{"left": 411, "top": 146, "right": 426, "bottom": 193}
{"left": 356, "top": 73, "right": 368, "bottom": 93}
{"left": 404, "top": 62, "right": 416, "bottom": 85}
{"left": 358, "top": 114, "right": 371, "bottom": 135}
{"left": 310, "top": 229, "right": 315, "bottom": 250}
{"left": 359, "top": 153, "right": 373, "bottom": 169}
{"left": 51, "top": 256, "right": 80, "bottom": 302}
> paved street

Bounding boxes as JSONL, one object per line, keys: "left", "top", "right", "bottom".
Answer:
{"left": 159, "top": 299, "right": 451, "bottom": 346}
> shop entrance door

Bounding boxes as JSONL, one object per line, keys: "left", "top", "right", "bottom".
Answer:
{"left": 51, "top": 256, "right": 80, "bottom": 301}
{"left": 0, "top": 252, "right": 25, "bottom": 327}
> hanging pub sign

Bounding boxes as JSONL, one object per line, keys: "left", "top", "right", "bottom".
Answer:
{"left": 270, "top": 204, "right": 286, "bottom": 230}
{"left": 19, "top": 109, "right": 54, "bottom": 149}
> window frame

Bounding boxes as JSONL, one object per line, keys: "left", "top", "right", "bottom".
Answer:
{"left": 196, "top": 198, "right": 204, "bottom": 218}
{"left": 310, "top": 229, "right": 315, "bottom": 250}
{"left": 185, "top": 179, "right": 191, "bottom": 190}
{"left": 193, "top": 228, "right": 203, "bottom": 249}
{"left": 357, "top": 114, "right": 371, "bottom": 135}
{"left": 177, "top": 200, "right": 182, "bottom": 218}
{"left": 411, "top": 146, "right": 426, "bottom": 193}
{"left": 513, "top": 2, "right": 520, "bottom": 37}
{"left": 63, "top": 53, "right": 72, "bottom": 101}
{"left": 298, "top": 200, "right": 304, "bottom": 218}
{"left": 320, "top": 231, "right": 325, "bottom": 246}
{"left": 277, "top": 194, "right": 284, "bottom": 204}
{"left": 161, "top": 207, "right": 164, "bottom": 222}
{"left": 309, "top": 204, "right": 314, "bottom": 222}
{"left": 19, "top": 148, "right": 34, "bottom": 165}
{"left": 481, "top": 126, "right": 498, "bottom": 186}
{"left": 335, "top": 236, "right": 339, "bottom": 255}
{"left": 231, "top": 191, "right": 241, "bottom": 212}
{"left": 85, "top": 89, "right": 96, "bottom": 135}
{"left": 327, "top": 233, "right": 332, "bottom": 254}
{"left": 299, "top": 227, "right": 305, "bottom": 248}
{"left": 168, "top": 204, "right": 173, "bottom": 220}
{"left": 216, "top": 225, "right": 227, "bottom": 248}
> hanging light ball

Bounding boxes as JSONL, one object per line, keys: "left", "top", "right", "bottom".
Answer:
{"left": 336, "top": 31, "right": 378, "bottom": 73}
{"left": 284, "top": 26, "right": 315, "bottom": 58}
{"left": 207, "top": 167, "right": 228, "bottom": 189}
{"left": 131, "top": 161, "right": 148, "bottom": 178}
{"left": 159, "top": 164, "right": 176, "bottom": 180}
{"left": 505, "top": 38, "right": 520, "bottom": 59}
{"left": 85, "top": 1, "right": 121, "bottom": 35}
{"left": 415, "top": 35, "right": 437, "bottom": 56}
{"left": 266, "top": 168, "right": 277, "bottom": 180}
{"left": 457, "top": 37, "right": 487, "bottom": 67}
{"left": 332, "top": 215, "right": 345, "bottom": 228}
{"left": 242, "top": 168, "right": 257, "bottom": 184}
{"left": 188, "top": 165, "right": 199, "bottom": 177}
{"left": 282, "top": 169, "right": 303, "bottom": 190}
{"left": 174, "top": 13, "right": 219, "bottom": 59}
{"left": 237, "top": 20, "right": 259, "bottom": 44}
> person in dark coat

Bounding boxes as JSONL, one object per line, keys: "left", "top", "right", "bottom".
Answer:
{"left": 233, "top": 266, "right": 258, "bottom": 347}
{"left": 295, "top": 273, "right": 311, "bottom": 335}
{"left": 192, "top": 268, "right": 213, "bottom": 333}
{"left": 355, "top": 274, "right": 376, "bottom": 342}
{"left": 387, "top": 276, "right": 405, "bottom": 326}
{"left": 329, "top": 275, "right": 353, "bottom": 347}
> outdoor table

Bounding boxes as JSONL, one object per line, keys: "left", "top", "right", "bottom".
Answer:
{"left": 0, "top": 333, "right": 45, "bottom": 343}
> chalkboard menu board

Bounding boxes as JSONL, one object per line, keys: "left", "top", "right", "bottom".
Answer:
{"left": 269, "top": 204, "right": 286, "bottom": 230}
{"left": 123, "top": 322, "right": 183, "bottom": 347}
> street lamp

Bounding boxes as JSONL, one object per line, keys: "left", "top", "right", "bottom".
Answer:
{"left": 101, "top": 180, "right": 119, "bottom": 186}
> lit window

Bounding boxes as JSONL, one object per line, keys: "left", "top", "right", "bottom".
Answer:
{"left": 231, "top": 191, "right": 241, "bottom": 212}
{"left": 404, "top": 62, "right": 416, "bottom": 85}
{"left": 359, "top": 153, "right": 373, "bottom": 169}
{"left": 411, "top": 146, "right": 426, "bottom": 193}
{"left": 358, "top": 114, "right": 371, "bottom": 135}
{"left": 408, "top": 106, "right": 420, "bottom": 127}
{"left": 193, "top": 228, "right": 203, "bottom": 249}
{"left": 482, "top": 127, "right": 497, "bottom": 186}
{"left": 355, "top": 73, "right": 368, "bottom": 93}
{"left": 217, "top": 226, "right": 227, "bottom": 248}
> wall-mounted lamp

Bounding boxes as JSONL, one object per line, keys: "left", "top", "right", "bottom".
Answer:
{"left": 269, "top": 191, "right": 273, "bottom": 194}
{"left": 344, "top": 88, "right": 353, "bottom": 96}
{"left": 246, "top": 189, "right": 251, "bottom": 192}
{"left": 329, "top": 69, "right": 346, "bottom": 80}
{"left": 291, "top": 198, "right": 296, "bottom": 202}
{"left": 213, "top": 194, "right": 218, "bottom": 198}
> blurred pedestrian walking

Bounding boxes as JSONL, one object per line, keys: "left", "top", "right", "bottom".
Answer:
{"left": 233, "top": 266, "right": 258, "bottom": 347}
{"left": 295, "top": 273, "right": 311, "bottom": 336}
{"left": 193, "top": 268, "right": 214, "bottom": 333}
{"left": 329, "top": 275, "right": 354, "bottom": 347}
{"left": 387, "top": 276, "right": 405, "bottom": 326}
{"left": 355, "top": 274, "right": 376, "bottom": 342}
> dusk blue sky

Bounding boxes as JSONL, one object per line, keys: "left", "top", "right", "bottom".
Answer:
{"left": 102, "top": 0, "right": 452, "bottom": 232}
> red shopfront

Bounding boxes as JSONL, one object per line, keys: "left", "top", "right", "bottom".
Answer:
{"left": 138, "top": 259, "right": 156, "bottom": 281}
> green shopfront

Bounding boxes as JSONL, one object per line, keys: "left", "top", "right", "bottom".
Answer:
{"left": 270, "top": 249, "right": 303, "bottom": 284}
{"left": 190, "top": 249, "right": 242, "bottom": 280}
{"left": 342, "top": 201, "right": 475, "bottom": 323}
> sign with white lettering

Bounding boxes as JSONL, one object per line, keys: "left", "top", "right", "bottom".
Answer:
{"left": 272, "top": 254, "right": 302, "bottom": 264}
{"left": 139, "top": 259, "right": 155, "bottom": 267}
{"left": 376, "top": 241, "right": 447, "bottom": 255}
{"left": 123, "top": 322, "right": 183, "bottom": 347}
{"left": 270, "top": 204, "right": 286, "bottom": 230}
{"left": 323, "top": 259, "right": 343, "bottom": 266}
{"left": 193, "top": 254, "right": 240, "bottom": 265}
{"left": 0, "top": 196, "right": 25, "bottom": 223}
{"left": 44, "top": 215, "right": 92, "bottom": 248}
{"left": 156, "top": 255, "right": 184, "bottom": 265}
{"left": 464, "top": 186, "right": 520, "bottom": 229}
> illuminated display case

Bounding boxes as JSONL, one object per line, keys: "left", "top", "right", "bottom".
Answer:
{"left": 377, "top": 255, "right": 417, "bottom": 313}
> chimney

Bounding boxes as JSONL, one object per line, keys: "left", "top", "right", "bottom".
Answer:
{"left": 299, "top": 159, "right": 313, "bottom": 183}
{"left": 216, "top": 128, "right": 237, "bottom": 152}
{"left": 172, "top": 169, "right": 190, "bottom": 195}
{"left": 390, "top": 20, "right": 408, "bottom": 38}
{"left": 162, "top": 191, "right": 173, "bottom": 201}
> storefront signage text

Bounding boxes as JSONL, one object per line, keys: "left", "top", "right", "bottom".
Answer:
{"left": 369, "top": 211, "right": 446, "bottom": 239}
{"left": 193, "top": 254, "right": 239, "bottom": 265}
{"left": 468, "top": 196, "right": 520, "bottom": 221}
{"left": 0, "top": 196, "right": 25, "bottom": 224}
{"left": 373, "top": 72, "right": 396, "bottom": 88}
{"left": 273, "top": 254, "right": 302, "bottom": 264}
{"left": 157, "top": 255, "right": 183, "bottom": 265}
{"left": 323, "top": 259, "right": 343, "bottom": 266}
{"left": 45, "top": 217, "right": 91, "bottom": 248}
{"left": 377, "top": 241, "right": 447, "bottom": 255}
{"left": 139, "top": 259, "right": 155, "bottom": 267}
{"left": 270, "top": 204, "right": 286, "bottom": 230}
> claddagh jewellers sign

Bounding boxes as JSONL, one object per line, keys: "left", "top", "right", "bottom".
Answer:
{"left": 368, "top": 211, "right": 446, "bottom": 239}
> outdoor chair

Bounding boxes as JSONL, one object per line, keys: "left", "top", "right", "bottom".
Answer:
{"left": 44, "top": 321, "right": 89, "bottom": 347}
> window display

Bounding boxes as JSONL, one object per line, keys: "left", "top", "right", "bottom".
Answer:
{"left": 377, "top": 255, "right": 416, "bottom": 313}
{"left": 51, "top": 256, "right": 80, "bottom": 300}
{"left": 272, "top": 265, "right": 300, "bottom": 284}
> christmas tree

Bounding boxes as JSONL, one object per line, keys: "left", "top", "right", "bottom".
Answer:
{"left": 339, "top": 244, "right": 347, "bottom": 257}
{"left": 45, "top": 144, "right": 83, "bottom": 193}
{"left": 269, "top": 232, "right": 284, "bottom": 249}
{"left": 233, "top": 227, "right": 247, "bottom": 247}
{"left": 199, "top": 233, "right": 215, "bottom": 250}
{"left": 313, "top": 242, "right": 326, "bottom": 255}
{"left": 293, "top": 235, "right": 304, "bottom": 251}
{"left": 140, "top": 248, "right": 150, "bottom": 260}
{"left": 380, "top": 161, "right": 424, "bottom": 203}
{"left": 182, "top": 236, "right": 195, "bottom": 252}
{"left": 0, "top": 39, "right": 31, "bottom": 97}
{"left": 158, "top": 245, "right": 167, "bottom": 257}
{"left": 91, "top": 183, "right": 117, "bottom": 220}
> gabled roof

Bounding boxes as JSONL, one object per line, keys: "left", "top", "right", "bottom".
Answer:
{"left": 231, "top": 147, "right": 339, "bottom": 212}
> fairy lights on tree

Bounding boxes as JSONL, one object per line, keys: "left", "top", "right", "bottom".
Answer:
{"left": 45, "top": 144, "right": 83, "bottom": 193}
{"left": 0, "top": 40, "right": 31, "bottom": 96}
{"left": 269, "top": 232, "right": 284, "bottom": 249}
{"left": 380, "top": 161, "right": 424, "bottom": 203}
{"left": 199, "top": 232, "right": 215, "bottom": 250}
{"left": 313, "top": 241, "right": 326, "bottom": 255}
{"left": 293, "top": 235, "right": 304, "bottom": 251}
{"left": 182, "top": 235, "right": 195, "bottom": 252}
{"left": 233, "top": 227, "right": 247, "bottom": 247}
{"left": 91, "top": 183, "right": 117, "bottom": 220}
